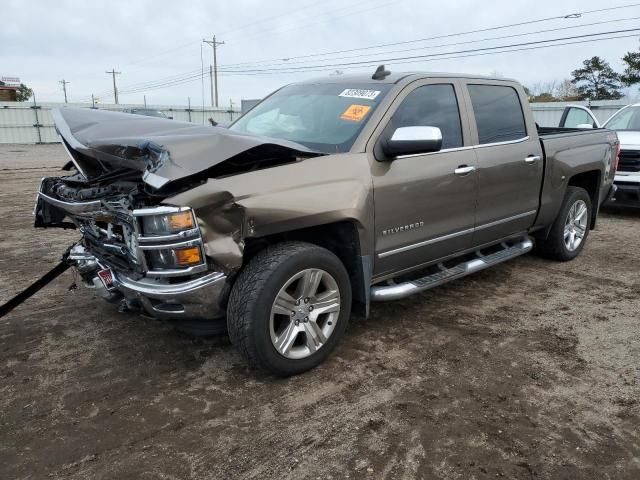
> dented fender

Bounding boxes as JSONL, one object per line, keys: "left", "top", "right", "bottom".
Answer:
{"left": 165, "top": 153, "right": 375, "bottom": 272}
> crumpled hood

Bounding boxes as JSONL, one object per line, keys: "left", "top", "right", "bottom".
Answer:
{"left": 52, "top": 107, "right": 321, "bottom": 188}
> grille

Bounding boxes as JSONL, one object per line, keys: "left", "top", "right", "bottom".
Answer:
{"left": 618, "top": 150, "right": 640, "bottom": 172}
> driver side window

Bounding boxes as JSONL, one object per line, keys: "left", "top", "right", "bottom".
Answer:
{"left": 391, "top": 84, "right": 463, "bottom": 149}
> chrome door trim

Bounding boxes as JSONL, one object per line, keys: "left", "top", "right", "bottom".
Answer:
{"left": 396, "top": 145, "right": 474, "bottom": 159}
{"left": 474, "top": 136, "right": 530, "bottom": 149}
{"left": 394, "top": 136, "right": 530, "bottom": 160}
{"left": 378, "top": 227, "right": 474, "bottom": 258}
{"left": 473, "top": 210, "right": 537, "bottom": 231}
{"left": 377, "top": 210, "right": 537, "bottom": 258}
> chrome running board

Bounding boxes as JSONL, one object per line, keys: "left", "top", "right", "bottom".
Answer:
{"left": 370, "top": 237, "right": 533, "bottom": 302}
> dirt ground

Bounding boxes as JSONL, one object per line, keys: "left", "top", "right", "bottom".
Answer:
{"left": 1, "top": 144, "right": 639, "bottom": 480}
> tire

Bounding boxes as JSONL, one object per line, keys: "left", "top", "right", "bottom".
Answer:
{"left": 227, "top": 241, "right": 352, "bottom": 376}
{"left": 536, "top": 186, "right": 592, "bottom": 261}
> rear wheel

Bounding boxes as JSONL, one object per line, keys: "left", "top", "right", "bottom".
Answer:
{"left": 227, "top": 241, "right": 351, "bottom": 376}
{"left": 536, "top": 186, "right": 592, "bottom": 261}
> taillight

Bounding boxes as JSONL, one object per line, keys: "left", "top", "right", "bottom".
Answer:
{"left": 613, "top": 143, "right": 620, "bottom": 172}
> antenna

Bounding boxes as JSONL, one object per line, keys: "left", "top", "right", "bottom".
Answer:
{"left": 372, "top": 65, "right": 391, "bottom": 80}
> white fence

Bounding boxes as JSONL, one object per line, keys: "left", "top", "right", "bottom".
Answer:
{"left": 1, "top": 99, "right": 631, "bottom": 144}
{"left": 0, "top": 101, "right": 242, "bottom": 144}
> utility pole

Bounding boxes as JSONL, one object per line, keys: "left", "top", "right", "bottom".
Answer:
{"left": 105, "top": 68, "right": 121, "bottom": 104}
{"left": 209, "top": 65, "right": 214, "bottom": 108}
{"left": 202, "top": 36, "right": 224, "bottom": 107}
{"left": 59, "top": 79, "right": 70, "bottom": 103}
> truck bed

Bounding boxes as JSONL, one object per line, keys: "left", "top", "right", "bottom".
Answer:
{"left": 537, "top": 126, "right": 603, "bottom": 136}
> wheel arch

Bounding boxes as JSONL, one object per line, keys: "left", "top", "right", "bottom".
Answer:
{"left": 567, "top": 169, "right": 601, "bottom": 229}
{"left": 242, "top": 220, "right": 372, "bottom": 318}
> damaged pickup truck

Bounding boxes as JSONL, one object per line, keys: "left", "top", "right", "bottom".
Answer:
{"left": 34, "top": 69, "right": 619, "bottom": 376}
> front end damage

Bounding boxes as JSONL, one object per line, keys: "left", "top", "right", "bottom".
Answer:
{"left": 35, "top": 107, "right": 321, "bottom": 320}
{"left": 36, "top": 180, "right": 229, "bottom": 319}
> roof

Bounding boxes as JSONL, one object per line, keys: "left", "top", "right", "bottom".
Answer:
{"left": 296, "top": 70, "right": 518, "bottom": 85}
{"left": 0, "top": 86, "right": 18, "bottom": 91}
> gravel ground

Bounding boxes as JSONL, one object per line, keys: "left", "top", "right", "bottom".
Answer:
{"left": 1, "top": 144, "right": 639, "bottom": 479}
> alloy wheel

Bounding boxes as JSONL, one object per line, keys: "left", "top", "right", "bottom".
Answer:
{"left": 564, "top": 199, "right": 588, "bottom": 252}
{"left": 269, "top": 268, "right": 341, "bottom": 360}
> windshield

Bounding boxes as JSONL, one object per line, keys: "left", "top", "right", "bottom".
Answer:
{"left": 229, "top": 83, "right": 392, "bottom": 153}
{"left": 604, "top": 106, "right": 640, "bottom": 131}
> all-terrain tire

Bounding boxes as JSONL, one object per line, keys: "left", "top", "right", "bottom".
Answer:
{"left": 227, "top": 241, "right": 352, "bottom": 376}
{"left": 536, "top": 186, "right": 592, "bottom": 261}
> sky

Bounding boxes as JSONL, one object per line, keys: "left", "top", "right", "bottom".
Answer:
{"left": 2, "top": 0, "right": 640, "bottom": 108}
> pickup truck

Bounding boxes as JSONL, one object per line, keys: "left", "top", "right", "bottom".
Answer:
{"left": 557, "top": 103, "right": 639, "bottom": 207}
{"left": 34, "top": 68, "right": 618, "bottom": 376}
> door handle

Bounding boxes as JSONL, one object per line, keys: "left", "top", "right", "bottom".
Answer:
{"left": 525, "top": 155, "right": 541, "bottom": 164}
{"left": 454, "top": 165, "right": 476, "bottom": 176}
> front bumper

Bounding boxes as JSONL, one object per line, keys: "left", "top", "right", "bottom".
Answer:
{"left": 70, "top": 245, "right": 228, "bottom": 320}
{"left": 608, "top": 176, "right": 640, "bottom": 208}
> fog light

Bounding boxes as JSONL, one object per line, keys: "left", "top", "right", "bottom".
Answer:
{"left": 146, "top": 246, "right": 203, "bottom": 269}
{"left": 175, "top": 247, "right": 202, "bottom": 266}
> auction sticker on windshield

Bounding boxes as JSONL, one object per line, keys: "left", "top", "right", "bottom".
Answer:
{"left": 339, "top": 89, "right": 380, "bottom": 100}
{"left": 340, "top": 104, "right": 371, "bottom": 122}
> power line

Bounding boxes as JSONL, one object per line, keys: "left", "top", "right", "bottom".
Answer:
{"left": 220, "top": 2, "right": 640, "bottom": 68}
{"left": 116, "top": 0, "right": 344, "bottom": 72}
{"left": 86, "top": 3, "right": 640, "bottom": 100}
{"left": 229, "top": 0, "right": 402, "bottom": 46}
{"left": 217, "top": 15, "right": 640, "bottom": 70}
{"left": 86, "top": 0, "right": 640, "bottom": 103}
{"left": 214, "top": 28, "right": 640, "bottom": 73}
{"left": 111, "top": 15, "right": 638, "bottom": 96}
{"left": 113, "top": 31, "right": 640, "bottom": 95}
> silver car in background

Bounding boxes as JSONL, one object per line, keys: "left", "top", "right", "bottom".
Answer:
{"left": 559, "top": 103, "right": 640, "bottom": 207}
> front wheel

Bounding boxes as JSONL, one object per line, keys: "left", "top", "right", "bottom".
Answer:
{"left": 227, "top": 241, "right": 351, "bottom": 376}
{"left": 536, "top": 186, "right": 592, "bottom": 261}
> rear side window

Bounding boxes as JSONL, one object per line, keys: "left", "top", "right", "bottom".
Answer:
{"left": 467, "top": 85, "right": 527, "bottom": 144}
{"left": 391, "top": 84, "right": 463, "bottom": 149}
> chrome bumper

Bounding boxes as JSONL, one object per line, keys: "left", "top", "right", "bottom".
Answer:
{"left": 70, "top": 245, "right": 228, "bottom": 320}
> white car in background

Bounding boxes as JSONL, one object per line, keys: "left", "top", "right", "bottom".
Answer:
{"left": 559, "top": 104, "right": 640, "bottom": 207}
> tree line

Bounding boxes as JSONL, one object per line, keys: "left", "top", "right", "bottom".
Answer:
{"left": 527, "top": 47, "right": 640, "bottom": 102}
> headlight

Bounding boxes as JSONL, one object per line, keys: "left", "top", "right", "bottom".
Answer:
{"left": 146, "top": 246, "right": 203, "bottom": 269}
{"left": 142, "top": 210, "right": 195, "bottom": 235}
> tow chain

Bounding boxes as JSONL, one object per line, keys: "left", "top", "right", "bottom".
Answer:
{"left": 0, "top": 248, "right": 72, "bottom": 318}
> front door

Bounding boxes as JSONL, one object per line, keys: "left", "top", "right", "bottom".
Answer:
{"left": 371, "top": 81, "right": 478, "bottom": 278}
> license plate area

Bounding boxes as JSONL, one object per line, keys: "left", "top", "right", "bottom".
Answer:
{"left": 97, "top": 268, "right": 115, "bottom": 290}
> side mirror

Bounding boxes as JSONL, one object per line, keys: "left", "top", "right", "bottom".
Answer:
{"left": 576, "top": 123, "right": 593, "bottom": 129}
{"left": 382, "top": 126, "right": 443, "bottom": 157}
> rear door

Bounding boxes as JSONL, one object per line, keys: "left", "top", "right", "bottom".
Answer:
{"left": 463, "top": 82, "right": 544, "bottom": 245}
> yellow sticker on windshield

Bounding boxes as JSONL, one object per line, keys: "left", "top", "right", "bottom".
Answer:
{"left": 340, "top": 104, "right": 371, "bottom": 122}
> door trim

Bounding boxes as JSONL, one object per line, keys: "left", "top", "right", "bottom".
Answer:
{"left": 474, "top": 210, "right": 537, "bottom": 231}
{"left": 378, "top": 227, "right": 474, "bottom": 258}
{"left": 377, "top": 210, "right": 537, "bottom": 258}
